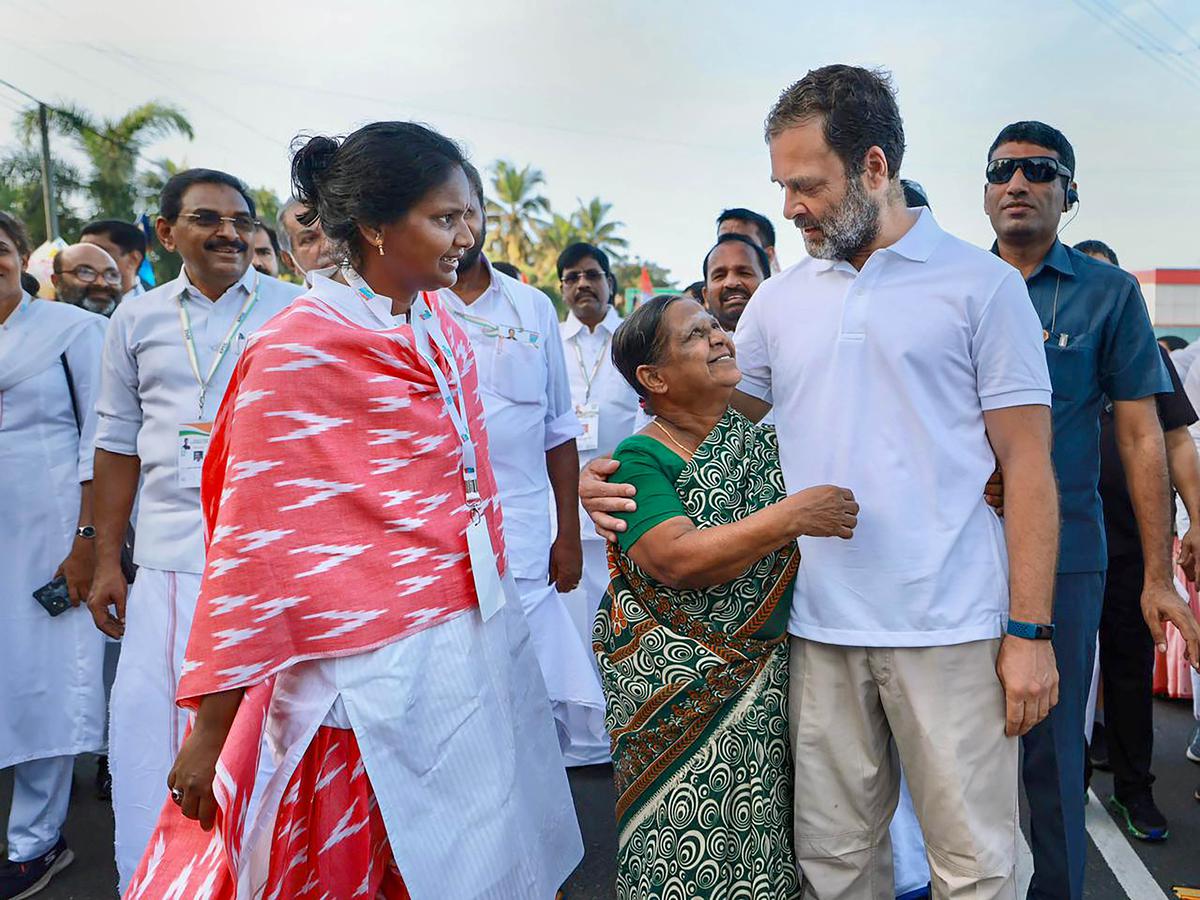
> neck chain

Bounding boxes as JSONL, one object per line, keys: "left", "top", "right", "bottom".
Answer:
{"left": 653, "top": 419, "right": 696, "bottom": 457}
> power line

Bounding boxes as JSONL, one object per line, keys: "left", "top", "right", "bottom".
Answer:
{"left": 82, "top": 42, "right": 281, "bottom": 151}
{"left": 0, "top": 74, "right": 140, "bottom": 152}
{"left": 1071, "top": 0, "right": 1200, "bottom": 91}
{"left": 51, "top": 43, "right": 757, "bottom": 159}
{"left": 1143, "top": 0, "right": 1200, "bottom": 52}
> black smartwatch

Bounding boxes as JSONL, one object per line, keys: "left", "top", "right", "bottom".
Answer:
{"left": 1006, "top": 619, "right": 1054, "bottom": 640}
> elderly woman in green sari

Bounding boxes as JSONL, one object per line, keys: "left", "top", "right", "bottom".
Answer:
{"left": 596, "top": 294, "right": 858, "bottom": 900}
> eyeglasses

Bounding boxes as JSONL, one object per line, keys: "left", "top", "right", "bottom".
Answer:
{"left": 61, "top": 265, "right": 121, "bottom": 286}
{"left": 985, "top": 156, "right": 1073, "bottom": 186}
{"left": 179, "top": 211, "right": 258, "bottom": 234}
{"left": 562, "top": 270, "right": 606, "bottom": 285}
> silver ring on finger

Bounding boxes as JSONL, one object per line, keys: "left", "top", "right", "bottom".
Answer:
{"left": 171, "top": 787, "right": 183, "bottom": 804}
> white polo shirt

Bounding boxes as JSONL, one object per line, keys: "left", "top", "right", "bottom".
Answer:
{"left": 95, "top": 265, "right": 302, "bottom": 573}
{"left": 734, "top": 208, "right": 1051, "bottom": 647}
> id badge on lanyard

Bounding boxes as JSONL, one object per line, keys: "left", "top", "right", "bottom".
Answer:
{"left": 575, "top": 403, "right": 600, "bottom": 451}
{"left": 345, "top": 267, "right": 506, "bottom": 619}
{"left": 177, "top": 421, "right": 213, "bottom": 488}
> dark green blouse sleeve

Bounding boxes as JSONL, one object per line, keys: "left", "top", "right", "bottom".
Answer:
{"left": 611, "top": 435, "right": 689, "bottom": 552}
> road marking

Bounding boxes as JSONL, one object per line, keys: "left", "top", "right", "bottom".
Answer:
{"left": 1084, "top": 788, "right": 1168, "bottom": 899}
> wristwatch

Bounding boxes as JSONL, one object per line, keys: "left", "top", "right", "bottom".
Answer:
{"left": 1006, "top": 619, "right": 1054, "bottom": 640}
{"left": 76, "top": 525, "right": 96, "bottom": 539}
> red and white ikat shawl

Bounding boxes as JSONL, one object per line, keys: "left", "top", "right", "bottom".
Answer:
{"left": 124, "top": 290, "right": 506, "bottom": 899}
{"left": 177, "top": 289, "right": 507, "bottom": 706}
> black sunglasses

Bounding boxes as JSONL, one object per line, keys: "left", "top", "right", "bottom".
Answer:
{"left": 986, "top": 156, "right": 1072, "bottom": 186}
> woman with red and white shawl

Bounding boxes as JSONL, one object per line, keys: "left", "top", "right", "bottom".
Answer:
{"left": 125, "top": 123, "right": 583, "bottom": 899}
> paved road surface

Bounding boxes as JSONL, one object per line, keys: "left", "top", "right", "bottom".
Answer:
{"left": 4, "top": 697, "right": 1198, "bottom": 898}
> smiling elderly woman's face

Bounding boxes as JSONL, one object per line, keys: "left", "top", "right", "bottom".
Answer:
{"left": 638, "top": 298, "right": 741, "bottom": 401}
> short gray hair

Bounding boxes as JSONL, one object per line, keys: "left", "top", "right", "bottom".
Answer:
{"left": 275, "top": 197, "right": 304, "bottom": 254}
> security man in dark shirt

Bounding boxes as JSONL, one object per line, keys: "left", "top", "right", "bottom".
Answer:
{"left": 1097, "top": 341, "right": 1200, "bottom": 844}
{"left": 985, "top": 121, "right": 1200, "bottom": 900}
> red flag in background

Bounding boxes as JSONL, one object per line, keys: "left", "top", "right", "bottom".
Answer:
{"left": 639, "top": 265, "right": 653, "bottom": 299}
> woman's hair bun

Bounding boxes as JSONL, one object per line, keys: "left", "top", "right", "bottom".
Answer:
{"left": 290, "top": 134, "right": 341, "bottom": 211}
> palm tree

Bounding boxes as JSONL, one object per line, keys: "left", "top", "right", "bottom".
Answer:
{"left": 138, "top": 157, "right": 187, "bottom": 211}
{"left": 486, "top": 160, "right": 550, "bottom": 267}
{"left": 23, "top": 101, "right": 193, "bottom": 221}
{"left": 572, "top": 197, "right": 628, "bottom": 258}
{"left": 530, "top": 212, "right": 584, "bottom": 289}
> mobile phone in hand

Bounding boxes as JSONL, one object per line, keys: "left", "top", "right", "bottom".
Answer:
{"left": 33, "top": 576, "right": 71, "bottom": 617}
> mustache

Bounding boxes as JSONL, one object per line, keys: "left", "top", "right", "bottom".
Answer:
{"left": 204, "top": 238, "right": 248, "bottom": 253}
{"left": 719, "top": 287, "right": 749, "bottom": 303}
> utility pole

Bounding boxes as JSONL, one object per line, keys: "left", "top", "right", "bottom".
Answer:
{"left": 38, "top": 103, "right": 59, "bottom": 241}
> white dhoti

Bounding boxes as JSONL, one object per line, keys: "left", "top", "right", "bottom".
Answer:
{"left": 109, "top": 567, "right": 198, "bottom": 891}
{"left": 234, "top": 599, "right": 583, "bottom": 899}
{"left": 556, "top": 539, "right": 612, "bottom": 765}
{"left": 515, "top": 572, "right": 608, "bottom": 767}
{"left": 111, "top": 567, "right": 276, "bottom": 892}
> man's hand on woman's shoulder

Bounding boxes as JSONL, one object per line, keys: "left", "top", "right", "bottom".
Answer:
{"left": 580, "top": 456, "right": 637, "bottom": 542}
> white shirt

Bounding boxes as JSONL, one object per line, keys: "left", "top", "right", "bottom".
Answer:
{"left": 1174, "top": 342, "right": 1200, "bottom": 387}
{"left": 735, "top": 209, "right": 1051, "bottom": 646}
{"left": 439, "top": 259, "right": 581, "bottom": 580}
{"left": 0, "top": 295, "right": 107, "bottom": 767}
{"left": 121, "top": 281, "right": 145, "bottom": 303}
{"left": 561, "top": 307, "right": 640, "bottom": 541}
{"left": 95, "top": 265, "right": 302, "bottom": 573}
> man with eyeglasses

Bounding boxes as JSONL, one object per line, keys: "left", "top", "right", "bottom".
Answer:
{"left": 556, "top": 242, "right": 639, "bottom": 765}
{"left": 80, "top": 219, "right": 148, "bottom": 302}
{"left": 87, "top": 168, "right": 302, "bottom": 891}
{"left": 985, "top": 120, "right": 1200, "bottom": 899}
{"left": 52, "top": 243, "right": 122, "bottom": 317}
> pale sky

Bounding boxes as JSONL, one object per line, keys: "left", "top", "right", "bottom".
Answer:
{"left": 3, "top": 0, "right": 1198, "bottom": 283}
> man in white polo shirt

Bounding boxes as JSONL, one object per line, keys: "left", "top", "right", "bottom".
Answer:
{"left": 86, "top": 169, "right": 302, "bottom": 891}
{"left": 583, "top": 65, "right": 1060, "bottom": 898}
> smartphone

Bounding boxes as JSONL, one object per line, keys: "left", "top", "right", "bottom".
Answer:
{"left": 33, "top": 576, "right": 72, "bottom": 617}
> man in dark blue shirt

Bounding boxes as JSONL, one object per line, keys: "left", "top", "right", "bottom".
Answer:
{"left": 985, "top": 120, "right": 1200, "bottom": 900}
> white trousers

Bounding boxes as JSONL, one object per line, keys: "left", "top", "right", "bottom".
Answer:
{"left": 6, "top": 755, "right": 73, "bottom": 862}
{"left": 515, "top": 574, "right": 608, "bottom": 767}
{"left": 109, "top": 567, "right": 199, "bottom": 893}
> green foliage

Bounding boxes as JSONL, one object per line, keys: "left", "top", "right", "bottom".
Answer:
{"left": 0, "top": 147, "right": 87, "bottom": 246}
{"left": 248, "top": 186, "right": 283, "bottom": 228}
{"left": 21, "top": 101, "right": 193, "bottom": 223}
{"left": 484, "top": 161, "right": 671, "bottom": 314}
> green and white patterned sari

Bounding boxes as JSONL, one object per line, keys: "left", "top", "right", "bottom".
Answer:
{"left": 594, "top": 409, "right": 801, "bottom": 900}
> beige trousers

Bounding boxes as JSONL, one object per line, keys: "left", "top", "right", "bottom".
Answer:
{"left": 789, "top": 637, "right": 1018, "bottom": 900}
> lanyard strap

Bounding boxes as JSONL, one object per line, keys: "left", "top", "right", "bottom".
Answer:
{"left": 450, "top": 275, "right": 523, "bottom": 334}
{"left": 572, "top": 332, "right": 610, "bottom": 403}
{"left": 343, "top": 267, "right": 482, "bottom": 506}
{"left": 176, "top": 274, "right": 260, "bottom": 417}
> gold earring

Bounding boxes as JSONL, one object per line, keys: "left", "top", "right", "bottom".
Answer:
{"left": 376, "top": 238, "right": 385, "bottom": 257}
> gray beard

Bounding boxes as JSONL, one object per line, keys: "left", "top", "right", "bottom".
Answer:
{"left": 802, "top": 175, "right": 881, "bottom": 262}
{"left": 65, "top": 292, "right": 117, "bottom": 317}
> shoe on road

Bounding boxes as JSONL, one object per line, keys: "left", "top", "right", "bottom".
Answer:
{"left": 0, "top": 837, "right": 74, "bottom": 900}
{"left": 1187, "top": 724, "right": 1200, "bottom": 764}
{"left": 95, "top": 754, "right": 111, "bottom": 801}
{"left": 1108, "top": 792, "right": 1169, "bottom": 842}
